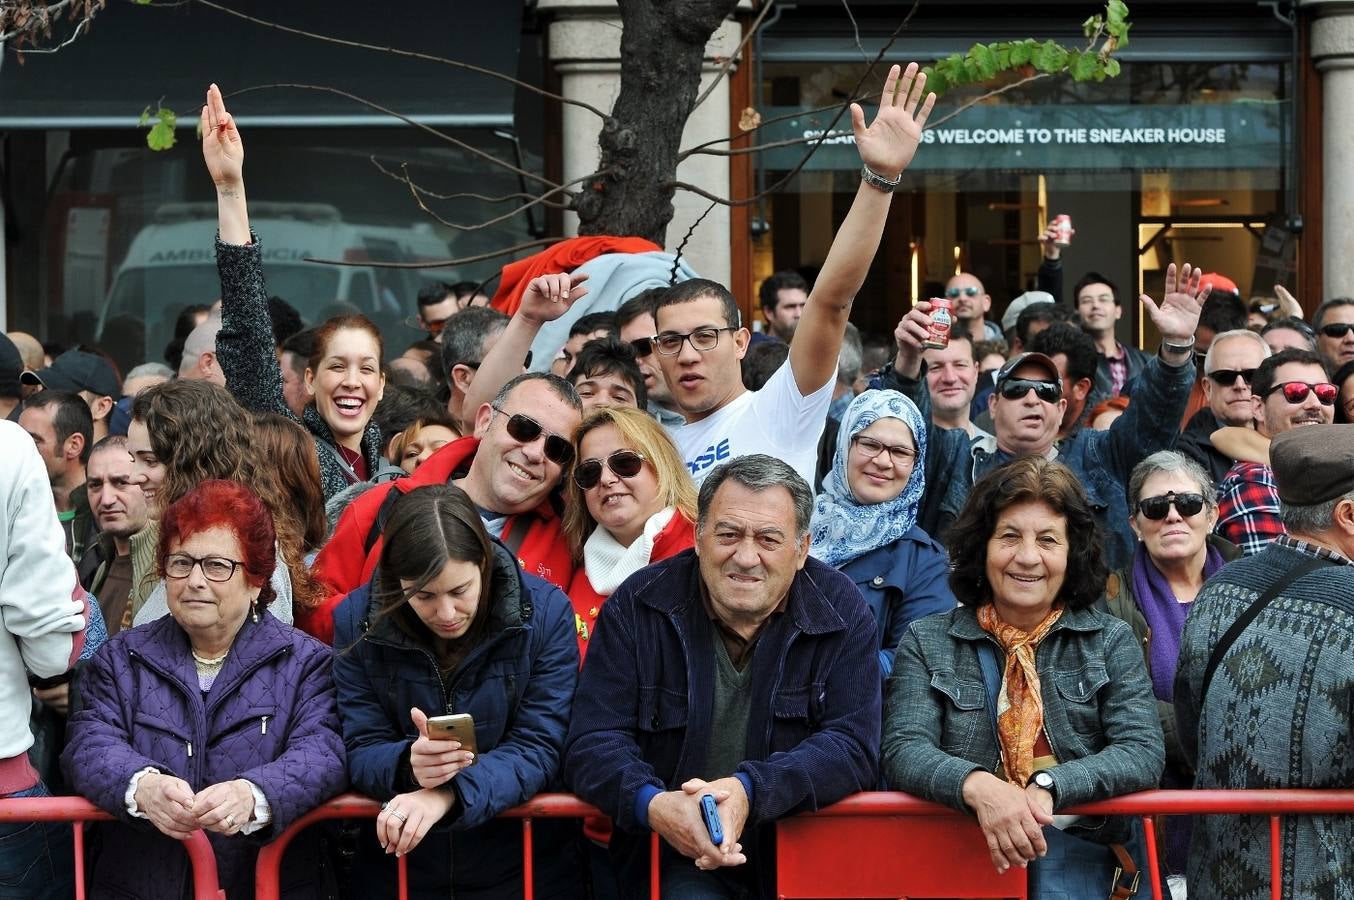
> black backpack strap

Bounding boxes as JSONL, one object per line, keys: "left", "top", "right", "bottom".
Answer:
{"left": 362, "top": 486, "right": 406, "bottom": 556}
{"left": 1200, "top": 556, "right": 1329, "bottom": 701}
{"left": 500, "top": 514, "right": 532, "bottom": 557}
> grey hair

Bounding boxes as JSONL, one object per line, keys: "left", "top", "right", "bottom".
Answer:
{"left": 492, "top": 371, "right": 582, "bottom": 413}
{"left": 180, "top": 314, "right": 223, "bottom": 376}
{"left": 1203, "top": 328, "right": 1272, "bottom": 373}
{"left": 1280, "top": 487, "right": 1354, "bottom": 535}
{"left": 837, "top": 322, "right": 863, "bottom": 386}
{"left": 697, "top": 454, "right": 814, "bottom": 538}
{"left": 126, "top": 362, "right": 175, "bottom": 382}
{"left": 439, "top": 305, "right": 509, "bottom": 377}
{"left": 1128, "top": 450, "right": 1217, "bottom": 510}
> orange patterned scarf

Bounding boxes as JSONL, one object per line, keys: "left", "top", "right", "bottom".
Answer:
{"left": 976, "top": 603, "right": 1064, "bottom": 786}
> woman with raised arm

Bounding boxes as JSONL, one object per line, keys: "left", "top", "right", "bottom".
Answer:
{"left": 202, "top": 83, "right": 386, "bottom": 500}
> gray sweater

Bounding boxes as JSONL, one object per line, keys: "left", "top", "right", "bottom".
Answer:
{"left": 214, "top": 235, "right": 383, "bottom": 501}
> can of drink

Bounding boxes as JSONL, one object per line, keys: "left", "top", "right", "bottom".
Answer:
{"left": 922, "top": 297, "right": 952, "bottom": 350}
{"left": 1052, "top": 214, "right": 1074, "bottom": 247}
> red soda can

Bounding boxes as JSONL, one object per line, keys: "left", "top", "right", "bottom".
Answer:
{"left": 1052, "top": 214, "right": 1074, "bottom": 247}
{"left": 922, "top": 297, "right": 952, "bottom": 350}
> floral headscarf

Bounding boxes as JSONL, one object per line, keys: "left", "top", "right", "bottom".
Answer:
{"left": 809, "top": 389, "right": 928, "bottom": 567}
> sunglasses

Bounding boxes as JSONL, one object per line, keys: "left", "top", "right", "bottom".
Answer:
{"left": 997, "top": 378, "right": 1062, "bottom": 403}
{"left": 572, "top": 449, "right": 646, "bottom": 490}
{"left": 628, "top": 336, "right": 656, "bottom": 358}
{"left": 1262, "top": 381, "right": 1338, "bottom": 405}
{"left": 493, "top": 407, "right": 575, "bottom": 467}
{"left": 945, "top": 286, "right": 981, "bottom": 298}
{"left": 1320, "top": 323, "right": 1354, "bottom": 339}
{"left": 1206, "top": 368, "right": 1256, "bottom": 386}
{"left": 1136, "top": 491, "right": 1207, "bottom": 520}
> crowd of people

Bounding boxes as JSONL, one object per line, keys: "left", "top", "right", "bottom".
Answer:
{"left": 2, "top": 64, "right": 1352, "bottom": 900}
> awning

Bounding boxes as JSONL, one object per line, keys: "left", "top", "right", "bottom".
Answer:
{"left": 0, "top": 0, "right": 522, "bottom": 128}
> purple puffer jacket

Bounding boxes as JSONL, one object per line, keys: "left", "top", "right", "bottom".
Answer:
{"left": 61, "top": 611, "right": 348, "bottom": 900}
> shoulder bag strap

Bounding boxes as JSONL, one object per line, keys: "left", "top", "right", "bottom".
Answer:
{"left": 975, "top": 641, "right": 1002, "bottom": 746}
{"left": 1199, "top": 556, "right": 1329, "bottom": 701}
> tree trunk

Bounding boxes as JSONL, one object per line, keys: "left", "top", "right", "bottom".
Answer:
{"left": 574, "top": 0, "right": 740, "bottom": 246}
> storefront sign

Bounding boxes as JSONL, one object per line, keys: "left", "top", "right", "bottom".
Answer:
{"left": 760, "top": 103, "right": 1286, "bottom": 172}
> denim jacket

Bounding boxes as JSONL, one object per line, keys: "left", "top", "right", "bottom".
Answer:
{"left": 881, "top": 604, "right": 1164, "bottom": 840}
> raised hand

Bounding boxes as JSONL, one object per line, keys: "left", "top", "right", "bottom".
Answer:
{"left": 1038, "top": 222, "right": 1062, "bottom": 261}
{"left": 518, "top": 272, "right": 590, "bottom": 326}
{"left": 850, "top": 63, "right": 936, "bottom": 180}
{"left": 201, "top": 83, "right": 244, "bottom": 191}
{"left": 1140, "top": 262, "right": 1210, "bottom": 345}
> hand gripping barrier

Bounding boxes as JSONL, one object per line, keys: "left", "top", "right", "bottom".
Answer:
{"left": 0, "top": 795, "right": 224, "bottom": 900}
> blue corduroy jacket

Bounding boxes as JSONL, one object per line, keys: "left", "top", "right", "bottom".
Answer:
{"left": 564, "top": 549, "right": 880, "bottom": 899}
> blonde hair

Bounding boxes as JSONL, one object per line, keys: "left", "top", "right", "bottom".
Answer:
{"left": 563, "top": 406, "right": 696, "bottom": 559}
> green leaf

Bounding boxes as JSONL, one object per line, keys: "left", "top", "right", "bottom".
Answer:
{"left": 1032, "top": 41, "right": 1068, "bottom": 73}
{"left": 1009, "top": 41, "right": 1034, "bottom": 67}
{"left": 138, "top": 106, "right": 151, "bottom": 127}
{"left": 145, "top": 107, "right": 177, "bottom": 151}
{"left": 1107, "top": 0, "right": 1129, "bottom": 27}
{"left": 1082, "top": 14, "right": 1103, "bottom": 39}
{"left": 1104, "top": 57, "right": 1121, "bottom": 78}
{"left": 1069, "top": 50, "right": 1099, "bottom": 81}
{"left": 968, "top": 43, "right": 999, "bottom": 79}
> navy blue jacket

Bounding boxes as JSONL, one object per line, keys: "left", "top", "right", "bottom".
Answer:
{"left": 332, "top": 541, "right": 580, "bottom": 898}
{"left": 564, "top": 550, "right": 880, "bottom": 899}
{"left": 838, "top": 527, "right": 955, "bottom": 675}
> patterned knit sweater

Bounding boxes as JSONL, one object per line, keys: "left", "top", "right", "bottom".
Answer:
{"left": 1174, "top": 541, "right": 1354, "bottom": 900}
{"left": 214, "top": 235, "right": 383, "bottom": 501}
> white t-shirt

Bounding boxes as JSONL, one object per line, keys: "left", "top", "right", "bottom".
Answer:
{"left": 676, "top": 359, "right": 835, "bottom": 488}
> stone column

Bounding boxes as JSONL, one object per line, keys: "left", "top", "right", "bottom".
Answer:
{"left": 1306, "top": 0, "right": 1354, "bottom": 298}
{"left": 538, "top": 0, "right": 742, "bottom": 286}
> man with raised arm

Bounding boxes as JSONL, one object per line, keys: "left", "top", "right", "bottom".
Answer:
{"left": 464, "top": 63, "right": 935, "bottom": 488}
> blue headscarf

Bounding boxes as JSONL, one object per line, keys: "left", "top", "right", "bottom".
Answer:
{"left": 809, "top": 389, "right": 928, "bottom": 567}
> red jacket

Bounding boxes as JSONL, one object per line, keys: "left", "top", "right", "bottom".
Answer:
{"left": 306, "top": 436, "right": 573, "bottom": 644}
{"left": 490, "top": 236, "right": 660, "bottom": 315}
{"left": 566, "top": 512, "right": 695, "bottom": 662}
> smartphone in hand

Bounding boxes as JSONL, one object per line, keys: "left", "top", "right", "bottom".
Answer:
{"left": 700, "top": 793, "right": 724, "bottom": 846}
{"left": 425, "top": 713, "right": 478, "bottom": 760}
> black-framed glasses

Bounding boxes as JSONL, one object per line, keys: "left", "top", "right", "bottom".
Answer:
{"left": 1320, "top": 323, "right": 1354, "bottom": 339}
{"left": 1206, "top": 368, "right": 1256, "bottom": 386}
{"left": 997, "top": 378, "right": 1062, "bottom": 403}
{"left": 945, "top": 286, "right": 981, "bottom": 298}
{"left": 573, "top": 449, "right": 646, "bottom": 490}
{"left": 653, "top": 327, "right": 738, "bottom": 356}
{"left": 164, "top": 553, "right": 243, "bottom": 582}
{"left": 492, "top": 406, "right": 575, "bottom": 466}
{"left": 851, "top": 435, "right": 916, "bottom": 466}
{"left": 627, "top": 336, "right": 656, "bottom": 358}
{"left": 1262, "top": 381, "right": 1338, "bottom": 405}
{"left": 1136, "top": 491, "right": 1207, "bottom": 520}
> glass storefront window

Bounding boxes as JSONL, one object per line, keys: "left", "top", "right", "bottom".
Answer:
{"left": 755, "top": 60, "right": 1290, "bottom": 346}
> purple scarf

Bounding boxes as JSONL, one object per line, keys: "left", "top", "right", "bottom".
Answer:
{"left": 1131, "top": 541, "right": 1227, "bottom": 701}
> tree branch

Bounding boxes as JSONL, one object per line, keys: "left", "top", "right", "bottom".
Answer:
{"left": 167, "top": 0, "right": 610, "bottom": 119}
{"left": 689, "top": 0, "right": 777, "bottom": 114}
{"left": 367, "top": 156, "right": 573, "bottom": 209}
{"left": 922, "top": 71, "right": 1051, "bottom": 130}
{"left": 306, "top": 237, "right": 567, "bottom": 270}
{"left": 677, "top": 92, "right": 873, "bottom": 159}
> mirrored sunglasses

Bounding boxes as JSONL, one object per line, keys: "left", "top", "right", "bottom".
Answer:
{"left": 1263, "top": 381, "right": 1338, "bottom": 405}
{"left": 997, "top": 378, "right": 1062, "bottom": 403}
{"left": 945, "top": 286, "right": 981, "bottom": 298}
{"left": 572, "top": 449, "right": 646, "bottom": 490}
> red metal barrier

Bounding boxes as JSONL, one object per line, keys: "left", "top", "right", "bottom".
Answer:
{"left": 249, "top": 789, "right": 1354, "bottom": 900}
{"left": 0, "top": 795, "right": 224, "bottom": 900}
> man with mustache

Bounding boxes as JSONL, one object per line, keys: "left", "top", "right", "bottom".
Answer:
{"left": 879, "top": 263, "right": 1208, "bottom": 570}
{"left": 1216, "top": 348, "right": 1335, "bottom": 555}
{"left": 77, "top": 436, "right": 152, "bottom": 636}
{"left": 565, "top": 455, "right": 878, "bottom": 899}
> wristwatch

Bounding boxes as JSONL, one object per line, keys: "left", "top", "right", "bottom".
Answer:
{"left": 1160, "top": 334, "right": 1197, "bottom": 354}
{"left": 1028, "top": 770, "right": 1056, "bottom": 797}
{"left": 860, "top": 163, "right": 902, "bottom": 192}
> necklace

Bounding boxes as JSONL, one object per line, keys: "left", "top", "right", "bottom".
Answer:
{"left": 191, "top": 649, "right": 229, "bottom": 669}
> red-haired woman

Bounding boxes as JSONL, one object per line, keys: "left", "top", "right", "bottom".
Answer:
{"left": 202, "top": 83, "right": 389, "bottom": 500}
{"left": 63, "top": 480, "right": 347, "bottom": 899}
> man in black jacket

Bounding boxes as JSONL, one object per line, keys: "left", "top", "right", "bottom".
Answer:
{"left": 1176, "top": 328, "right": 1271, "bottom": 484}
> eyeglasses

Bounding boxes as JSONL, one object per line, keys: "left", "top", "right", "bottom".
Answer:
{"left": 627, "top": 336, "right": 656, "bottom": 358}
{"left": 1136, "top": 491, "right": 1207, "bottom": 520}
{"left": 164, "top": 553, "right": 243, "bottom": 582}
{"left": 851, "top": 435, "right": 916, "bottom": 466}
{"left": 1320, "top": 323, "right": 1354, "bottom": 339}
{"left": 1206, "top": 368, "right": 1257, "bottom": 386}
{"left": 406, "top": 315, "right": 450, "bottom": 337}
{"left": 654, "top": 327, "right": 738, "bottom": 356}
{"left": 492, "top": 406, "right": 575, "bottom": 467}
{"left": 997, "top": 378, "right": 1062, "bottom": 403}
{"left": 945, "top": 286, "right": 981, "bottom": 298}
{"left": 573, "top": 449, "right": 646, "bottom": 490}
{"left": 1262, "top": 381, "right": 1338, "bottom": 405}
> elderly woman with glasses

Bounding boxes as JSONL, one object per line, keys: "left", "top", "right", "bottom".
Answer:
{"left": 809, "top": 389, "right": 954, "bottom": 675}
{"left": 63, "top": 480, "right": 347, "bottom": 900}
{"left": 1102, "top": 450, "right": 1240, "bottom": 887}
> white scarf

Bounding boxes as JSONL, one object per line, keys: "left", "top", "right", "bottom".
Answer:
{"left": 584, "top": 507, "right": 676, "bottom": 596}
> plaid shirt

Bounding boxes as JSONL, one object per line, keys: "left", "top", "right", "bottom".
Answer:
{"left": 1273, "top": 533, "right": 1354, "bottom": 567}
{"left": 1215, "top": 461, "right": 1286, "bottom": 555}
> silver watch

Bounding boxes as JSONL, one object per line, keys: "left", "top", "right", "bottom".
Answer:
{"left": 859, "top": 163, "right": 902, "bottom": 192}
{"left": 1029, "top": 770, "right": 1056, "bottom": 794}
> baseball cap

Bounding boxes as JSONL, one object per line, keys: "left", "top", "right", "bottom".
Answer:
{"left": 0, "top": 333, "right": 21, "bottom": 400}
{"left": 1001, "top": 291, "right": 1055, "bottom": 334}
{"left": 995, "top": 352, "right": 1061, "bottom": 386}
{"left": 1199, "top": 273, "right": 1240, "bottom": 298}
{"left": 21, "top": 349, "right": 121, "bottom": 398}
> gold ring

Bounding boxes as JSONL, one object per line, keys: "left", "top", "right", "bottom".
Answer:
{"left": 225, "top": 814, "right": 236, "bottom": 828}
